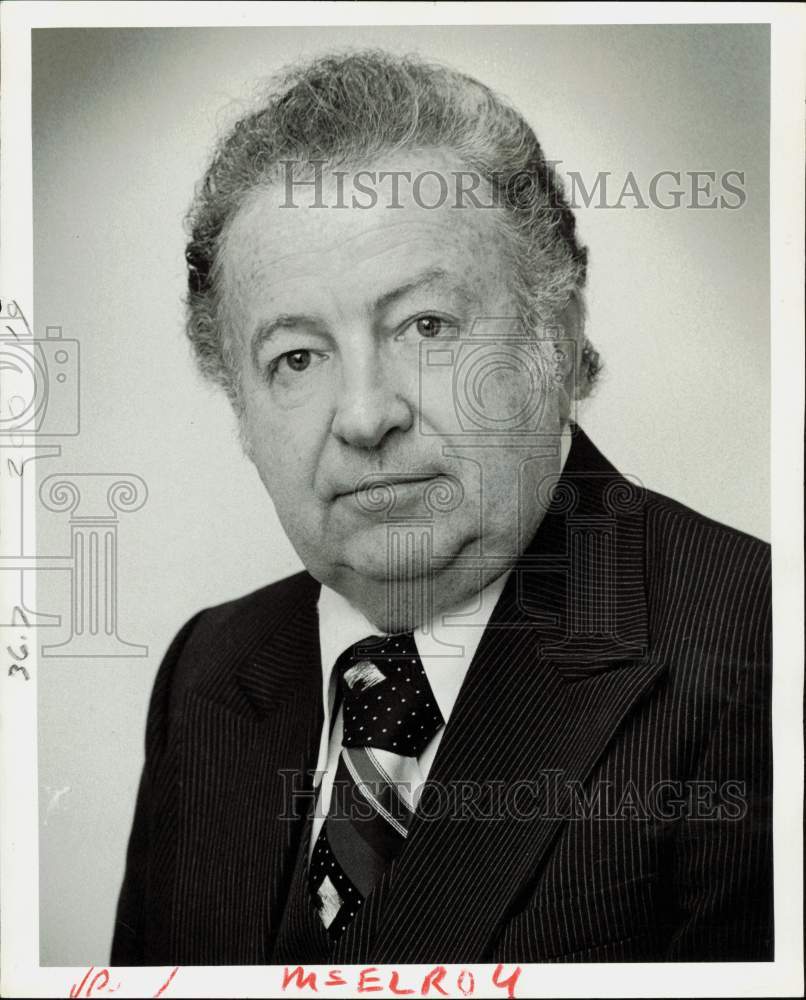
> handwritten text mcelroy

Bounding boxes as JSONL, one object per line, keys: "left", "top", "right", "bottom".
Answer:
{"left": 282, "top": 964, "right": 522, "bottom": 998}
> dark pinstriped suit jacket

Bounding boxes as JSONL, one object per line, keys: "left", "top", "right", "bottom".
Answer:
{"left": 111, "top": 427, "right": 773, "bottom": 965}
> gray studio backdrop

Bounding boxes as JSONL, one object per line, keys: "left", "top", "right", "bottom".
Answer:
{"left": 32, "top": 24, "right": 769, "bottom": 964}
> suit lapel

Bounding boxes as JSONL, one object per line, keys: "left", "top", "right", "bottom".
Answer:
{"left": 172, "top": 574, "right": 325, "bottom": 963}
{"left": 339, "top": 428, "right": 667, "bottom": 963}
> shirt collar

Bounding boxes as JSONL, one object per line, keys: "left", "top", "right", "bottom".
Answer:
{"left": 316, "top": 570, "right": 510, "bottom": 732}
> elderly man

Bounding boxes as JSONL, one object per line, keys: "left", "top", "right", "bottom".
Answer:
{"left": 112, "top": 50, "right": 772, "bottom": 965}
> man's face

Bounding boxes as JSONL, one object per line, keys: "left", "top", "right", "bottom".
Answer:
{"left": 220, "top": 150, "right": 567, "bottom": 630}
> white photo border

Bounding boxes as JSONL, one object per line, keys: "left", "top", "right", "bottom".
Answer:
{"left": 1, "top": 2, "right": 803, "bottom": 998}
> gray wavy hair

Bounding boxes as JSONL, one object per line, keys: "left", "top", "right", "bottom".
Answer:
{"left": 184, "top": 49, "right": 600, "bottom": 407}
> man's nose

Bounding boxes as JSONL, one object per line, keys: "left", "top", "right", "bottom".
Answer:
{"left": 331, "top": 352, "right": 414, "bottom": 450}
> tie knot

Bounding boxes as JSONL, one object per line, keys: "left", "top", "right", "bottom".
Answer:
{"left": 336, "top": 633, "right": 444, "bottom": 756}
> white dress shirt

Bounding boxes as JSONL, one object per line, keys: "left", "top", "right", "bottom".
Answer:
{"left": 310, "top": 569, "right": 511, "bottom": 857}
{"left": 309, "top": 426, "right": 572, "bottom": 857}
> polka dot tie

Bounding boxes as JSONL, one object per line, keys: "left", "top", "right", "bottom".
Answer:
{"left": 308, "top": 632, "right": 445, "bottom": 938}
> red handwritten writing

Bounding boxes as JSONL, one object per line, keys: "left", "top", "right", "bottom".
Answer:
{"left": 153, "top": 966, "right": 180, "bottom": 997}
{"left": 69, "top": 967, "right": 118, "bottom": 998}
{"left": 282, "top": 964, "right": 522, "bottom": 997}
{"left": 69, "top": 966, "right": 180, "bottom": 998}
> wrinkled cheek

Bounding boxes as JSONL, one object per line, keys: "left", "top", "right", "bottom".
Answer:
{"left": 241, "top": 411, "right": 278, "bottom": 467}
{"left": 419, "top": 342, "right": 556, "bottom": 438}
{"left": 239, "top": 404, "right": 286, "bottom": 478}
{"left": 409, "top": 387, "right": 444, "bottom": 441}
{"left": 245, "top": 405, "right": 330, "bottom": 515}
{"left": 487, "top": 367, "right": 537, "bottom": 418}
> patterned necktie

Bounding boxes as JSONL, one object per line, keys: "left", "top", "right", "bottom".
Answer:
{"left": 309, "top": 632, "right": 445, "bottom": 938}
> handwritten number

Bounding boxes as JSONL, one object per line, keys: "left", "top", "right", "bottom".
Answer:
{"left": 11, "top": 606, "right": 31, "bottom": 628}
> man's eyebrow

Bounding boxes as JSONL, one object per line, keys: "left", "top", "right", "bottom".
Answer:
{"left": 374, "top": 267, "right": 473, "bottom": 312}
{"left": 250, "top": 268, "right": 475, "bottom": 362}
{"left": 250, "top": 314, "right": 321, "bottom": 365}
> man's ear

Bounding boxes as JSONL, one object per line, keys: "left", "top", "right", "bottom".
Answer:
{"left": 551, "top": 290, "right": 587, "bottom": 421}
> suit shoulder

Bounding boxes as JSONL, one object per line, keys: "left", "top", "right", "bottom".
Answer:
{"left": 146, "top": 571, "right": 319, "bottom": 741}
{"left": 190, "top": 570, "right": 319, "bottom": 634}
{"left": 641, "top": 489, "right": 770, "bottom": 667}
{"left": 643, "top": 488, "right": 769, "bottom": 572}
{"left": 176, "top": 568, "right": 319, "bottom": 672}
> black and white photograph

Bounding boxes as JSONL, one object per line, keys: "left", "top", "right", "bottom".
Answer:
{"left": 1, "top": 3, "right": 803, "bottom": 998}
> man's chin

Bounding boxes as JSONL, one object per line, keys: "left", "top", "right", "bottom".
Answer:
{"left": 331, "top": 551, "right": 434, "bottom": 586}
{"left": 327, "top": 521, "right": 475, "bottom": 584}
{"left": 309, "top": 527, "right": 482, "bottom": 632}
{"left": 326, "top": 569, "right": 442, "bottom": 634}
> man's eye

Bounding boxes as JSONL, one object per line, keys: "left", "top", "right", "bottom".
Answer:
{"left": 265, "top": 349, "right": 327, "bottom": 385}
{"left": 415, "top": 315, "right": 444, "bottom": 338}
{"left": 393, "top": 313, "right": 458, "bottom": 344}
{"left": 283, "top": 350, "right": 311, "bottom": 372}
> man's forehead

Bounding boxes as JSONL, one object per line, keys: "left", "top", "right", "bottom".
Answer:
{"left": 275, "top": 145, "right": 492, "bottom": 206}
{"left": 220, "top": 151, "right": 509, "bottom": 303}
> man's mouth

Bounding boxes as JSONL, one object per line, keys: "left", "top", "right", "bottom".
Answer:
{"left": 329, "top": 471, "right": 466, "bottom": 518}
{"left": 333, "top": 473, "right": 443, "bottom": 501}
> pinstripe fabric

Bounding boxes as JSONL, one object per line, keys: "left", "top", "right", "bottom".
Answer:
{"left": 309, "top": 635, "right": 445, "bottom": 937}
{"left": 111, "top": 426, "right": 773, "bottom": 965}
{"left": 273, "top": 813, "right": 331, "bottom": 962}
{"left": 112, "top": 574, "right": 325, "bottom": 964}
